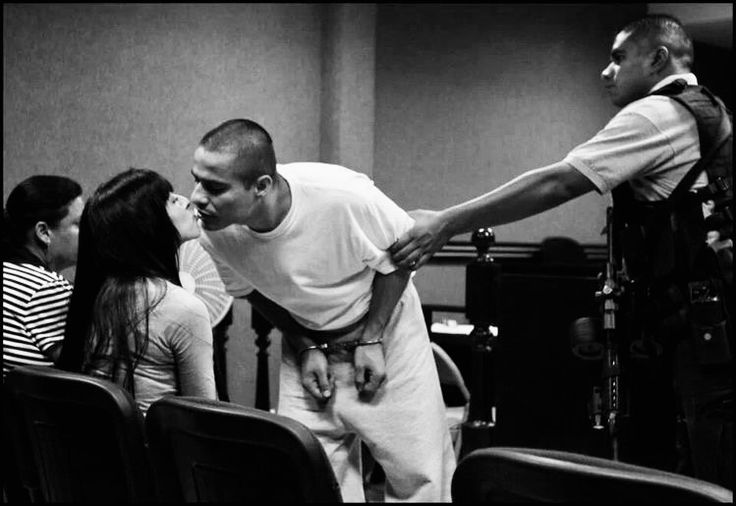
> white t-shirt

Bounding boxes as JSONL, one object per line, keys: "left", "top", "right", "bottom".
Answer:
{"left": 564, "top": 73, "right": 706, "bottom": 201}
{"left": 200, "top": 162, "right": 414, "bottom": 331}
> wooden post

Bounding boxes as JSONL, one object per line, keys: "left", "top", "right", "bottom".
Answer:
{"left": 251, "top": 307, "right": 274, "bottom": 411}
{"left": 212, "top": 307, "right": 233, "bottom": 402}
{"left": 460, "top": 228, "right": 499, "bottom": 458}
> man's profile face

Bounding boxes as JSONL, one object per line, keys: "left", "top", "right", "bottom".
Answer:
{"left": 600, "top": 31, "right": 654, "bottom": 108}
{"left": 190, "top": 146, "right": 258, "bottom": 231}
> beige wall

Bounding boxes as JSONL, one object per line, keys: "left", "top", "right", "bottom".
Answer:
{"left": 320, "top": 4, "right": 377, "bottom": 175}
{"left": 3, "top": 3, "right": 380, "bottom": 207}
{"left": 3, "top": 3, "right": 322, "bottom": 199}
{"left": 648, "top": 2, "right": 732, "bottom": 25}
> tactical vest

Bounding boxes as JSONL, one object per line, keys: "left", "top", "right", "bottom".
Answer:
{"left": 611, "top": 80, "right": 733, "bottom": 367}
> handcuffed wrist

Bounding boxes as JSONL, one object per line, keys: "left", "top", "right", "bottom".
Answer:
{"left": 298, "top": 338, "right": 383, "bottom": 361}
{"left": 298, "top": 343, "right": 328, "bottom": 362}
{"left": 355, "top": 338, "right": 383, "bottom": 348}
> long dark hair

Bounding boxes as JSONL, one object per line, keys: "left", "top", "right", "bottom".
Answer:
{"left": 3, "top": 175, "right": 82, "bottom": 264}
{"left": 58, "top": 168, "right": 182, "bottom": 395}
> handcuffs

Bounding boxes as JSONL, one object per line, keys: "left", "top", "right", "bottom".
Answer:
{"left": 298, "top": 338, "right": 383, "bottom": 362}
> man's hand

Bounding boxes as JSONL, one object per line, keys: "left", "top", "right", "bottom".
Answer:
{"left": 353, "top": 342, "right": 386, "bottom": 396}
{"left": 389, "top": 209, "right": 451, "bottom": 270}
{"left": 300, "top": 349, "right": 334, "bottom": 402}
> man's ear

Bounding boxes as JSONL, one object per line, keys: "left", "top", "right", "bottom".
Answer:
{"left": 650, "top": 46, "right": 670, "bottom": 73}
{"left": 254, "top": 175, "right": 273, "bottom": 196}
{"left": 34, "top": 221, "right": 52, "bottom": 247}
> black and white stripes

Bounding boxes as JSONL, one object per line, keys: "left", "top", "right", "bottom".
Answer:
{"left": 3, "top": 262, "right": 72, "bottom": 378}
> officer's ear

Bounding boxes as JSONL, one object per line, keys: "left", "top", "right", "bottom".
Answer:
{"left": 253, "top": 175, "right": 272, "bottom": 196}
{"left": 650, "top": 46, "right": 670, "bottom": 72}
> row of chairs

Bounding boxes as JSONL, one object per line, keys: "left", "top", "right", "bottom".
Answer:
{"left": 4, "top": 365, "right": 340, "bottom": 503}
{"left": 4, "top": 365, "right": 733, "bottom": 503}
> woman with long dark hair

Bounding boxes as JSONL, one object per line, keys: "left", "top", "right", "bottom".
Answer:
{"left": 3, "top": 175, "right": 83, "bottom": 377}
{"left": 59, "top": 168, "right": 216, "bottom": 414}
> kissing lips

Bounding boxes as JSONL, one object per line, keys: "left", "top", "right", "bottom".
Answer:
{"left": 193, "top": 209, "right": 216, "bottom": 229}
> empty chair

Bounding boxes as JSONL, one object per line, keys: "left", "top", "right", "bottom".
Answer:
{"left": 145, "top": 396, "right": 342, "bottom": 502}
{"left": 4, "top": 365, "right": 155, "bottom": 503}
{"left": 452, "top": 446, "right": 734, "bottom": 503}
{"left": 431, "top": 341, "right": 471, "bottom": 458}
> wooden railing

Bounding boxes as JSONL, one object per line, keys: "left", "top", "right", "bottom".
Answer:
{"left": 430, "top": 239, "right": 607, "bottom": 264}
{"left": 251, "top": 308, "right": 274, "bottom": 411}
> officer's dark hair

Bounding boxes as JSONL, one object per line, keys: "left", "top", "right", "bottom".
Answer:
{"left": 621, "top": 14, "right": 694, "bottom": 70}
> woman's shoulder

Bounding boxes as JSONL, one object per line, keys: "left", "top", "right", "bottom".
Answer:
{"left": 163, "top": 280, "right": 208, "bottom": 310}
{"left": 148, "top": 279, "right": 209, "bottom": 320}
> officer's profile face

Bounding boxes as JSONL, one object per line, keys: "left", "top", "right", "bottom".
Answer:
{"left": 600, "top": 31, "right": 654, "bottom": 108}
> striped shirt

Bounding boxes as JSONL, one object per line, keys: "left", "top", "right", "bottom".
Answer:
{"left": 3, "top": 261, "right": 72, "bottom": 378}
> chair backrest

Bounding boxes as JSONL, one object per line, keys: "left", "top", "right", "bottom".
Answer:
{"left": 452, "top": 446, "right": 734, "bottom": 503}
{"left": 3, "top": 382, "right": 40, "bottom": 502}
{"left": 145, "top": 396, "right": 342, "bottom": 502}
{"left": 431, "top": 341, "right": 470, "bottom": 406}
{"left": 431, "top": 341, "right": 471, "bottom": 459}
{"left": 4, "top": 365, "right": 155, "bottom": 503}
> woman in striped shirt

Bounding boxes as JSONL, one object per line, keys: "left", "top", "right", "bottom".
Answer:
{"left": 3, "top": 176, "right": 84, "bottom": 378}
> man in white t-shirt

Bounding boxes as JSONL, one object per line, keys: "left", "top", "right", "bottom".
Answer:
{"left": 390, "top": 14, "right": 732, "bottom": 488}
{"left": 189, "top": 118, "right": 455, "bottom": 502}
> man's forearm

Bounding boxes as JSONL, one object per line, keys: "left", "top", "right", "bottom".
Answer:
{"left": 245, "top": 291, "right": 317, "bottom": 351}
{"left": 362, "top": 268, "right": 412, "bottom": 340}
{"left": 443, "top": 161, "right": 595, "bottom": 235}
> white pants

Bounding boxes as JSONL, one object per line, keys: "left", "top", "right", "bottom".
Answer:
{"left": 278, "top": 283, "right": 456, "bottom": 502}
